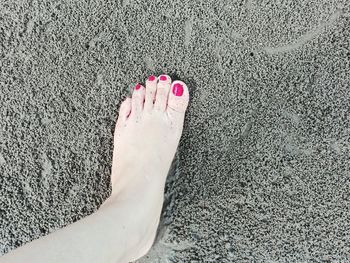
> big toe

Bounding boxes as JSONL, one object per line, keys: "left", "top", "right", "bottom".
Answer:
{"left": 167, "top": 80, "right": 189, "bottom": 114}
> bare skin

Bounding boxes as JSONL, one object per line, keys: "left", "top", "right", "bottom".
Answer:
{"left": 1, "top": 74, "right": 189, "bottom": 263}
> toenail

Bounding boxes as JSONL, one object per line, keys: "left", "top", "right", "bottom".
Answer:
{"left": 135, "top": 83, "right": 141, "bottom": 90}
{"left": 172, "top": 83, "right": 184, "bottom": 97}
{"left": 159, "top": 75, "right": 167, "bottom": 81}
{"left": 148, "top": 75, "right": 156, "bottom": 81}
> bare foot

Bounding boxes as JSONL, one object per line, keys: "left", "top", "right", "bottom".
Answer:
{"left": 105, "top": 74, "right": 189, "bottom": 261}
{"left": 0, "top": 75, "right": 188, "bottom": 263}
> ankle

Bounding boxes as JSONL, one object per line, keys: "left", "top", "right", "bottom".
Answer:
{"left": 111, "top": 169, "right": 167, "bottom": 198}
{"left": 100, "top": 194, "right": 161, "bottom": 259}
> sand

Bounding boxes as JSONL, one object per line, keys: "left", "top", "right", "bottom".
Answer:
{"left": 1, "top": 0, "right": 350, "bottom": 262}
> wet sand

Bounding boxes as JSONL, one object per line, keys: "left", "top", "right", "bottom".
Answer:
{"left": 1, "top": 0, "right": 350, "bottom": 262}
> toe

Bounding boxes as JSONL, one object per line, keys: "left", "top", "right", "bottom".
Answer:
{"left": 144, "top": 75, "right": 157, "bottom": 112}
{"left": 166, "top": 80, "right": 189, "bottom": 124}
{"left": 154, "top": 74, "right": 171, "bottom": 112}
{"left": 115, "top": 97, "right": 132, "bottom": 129}
{"left": 130, "top": 83, "right": 145, "bottom": 118}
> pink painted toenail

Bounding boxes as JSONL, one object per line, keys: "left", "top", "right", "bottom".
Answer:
{"left": 172, "top": 83, "right": 184, "bottom": 97}
{"left": 135, "top": 83, "right": 141, "bottom": 90}
{"left": 148, "top": 75, "right": 156, "bottom": 81}
{"left": 160, "top": 75, "right": 167, "bottom": 81}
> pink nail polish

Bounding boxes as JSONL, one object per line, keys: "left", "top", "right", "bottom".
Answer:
{"left": 135, "top": 83, "right": 141, "bottom": 90}
{"left": 172, "top": 83, "right": 184, "bottom": 97}
{"left": 148, "top": 75, "right": 156, "bottom": 81}
{"left": 159, "top": 75, "right": 167, "bottom": 81}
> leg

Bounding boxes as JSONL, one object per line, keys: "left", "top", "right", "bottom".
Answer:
{"left": 1, "top": 75, "right": 189, "bottom": 263}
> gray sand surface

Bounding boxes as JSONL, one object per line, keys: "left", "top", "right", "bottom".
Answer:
{"left": 1, "top": 0, "right": 350, "bottom": 262}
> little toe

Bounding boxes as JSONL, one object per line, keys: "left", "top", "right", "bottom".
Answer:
{"left": 166, "top": 81, "right": 189, "bottom": 124}
{"left": 144, "top": 75, "right": 157, "bottom": 112}
{"left": 115, "top": 97, "right": 132, "bottom": 130}
{"left": 130, "top": 83, "right": 145, "bottom": 118}
{"left": 154, "top": 74, "right": 171, "bottom": 112}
